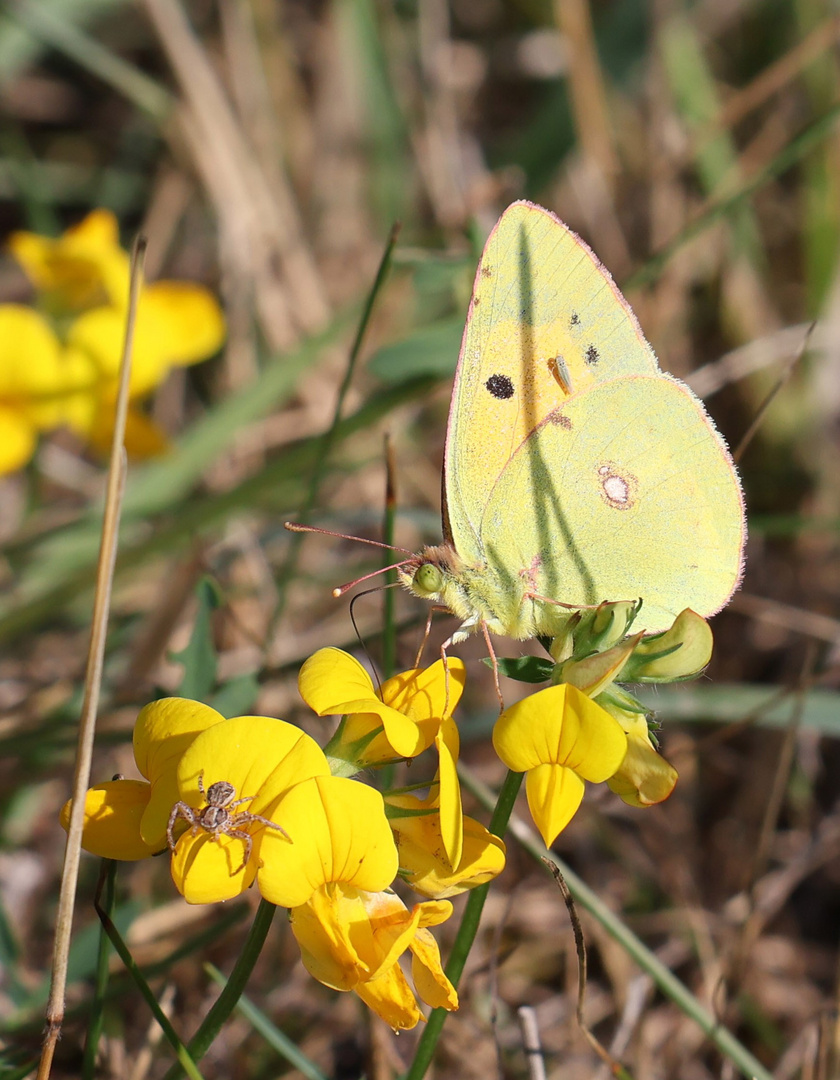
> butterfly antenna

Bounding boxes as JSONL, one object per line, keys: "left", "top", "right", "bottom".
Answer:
{"left": 284, "top": 521, "right": 413, "bottom": 556}
{"left": 332, "top": 559, "right": 412, "bottom": 598}
{"left": 348, "top": 582, "right": 402, "bottom": 695}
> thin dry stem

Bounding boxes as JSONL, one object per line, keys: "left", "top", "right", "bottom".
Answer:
{"left": 37, "top": 238, "right": 146, "bottom": 1080}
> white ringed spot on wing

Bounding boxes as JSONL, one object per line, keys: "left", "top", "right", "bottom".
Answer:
{"left": 597, "top": 462, "right": 637, "bottom": 510}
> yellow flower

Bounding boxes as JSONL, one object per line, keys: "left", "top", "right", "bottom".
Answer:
{"left": 2, "top": 209, "right": 225, "bottom": 473}
{"left": 9, "top": 208, "right": 129, "bottom": 312}
{"left": 61, "top": 698, "right": 334, "bottom": 908}
{"left": 299, "top": 649, "right": 467, "bottom": 868}
{"left": 387, "top": 790, "right": 506, "bottom": 898}
{"left": 290, "top": 885, "right": 458, "bottom": 1030}
{"left": 168, "top": 716, "right": 330, "bottom": 904}
{"left": 605, "top": 710, "right": 678, "bottom": 808}
{"left": 61, "top": 697, "right": 226, "bottom": 860}
{"left": 493, "top": 684, "right": 627, "bottom": 847}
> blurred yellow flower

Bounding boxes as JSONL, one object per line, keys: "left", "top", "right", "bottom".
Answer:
{"left": 1, "top": 209, "right": 225, "bottom": 473}
{"left": 493, "top": 683, "right": 627, "bottom": 847}
{"left": 290, "top": 885, "right": 458, "bottom": 1030}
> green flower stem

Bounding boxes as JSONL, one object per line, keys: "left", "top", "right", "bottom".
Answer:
{"left": 93, "top": 871, "right": 204, "bottom": 1080}
{"left": 83, "top": 861, "right": 116, "bottom": 1079}
{"left": 163, "top": 899, "right": 277, "bottom": 1080}
{"left": 403, "top": 769, "right": 523, "bottom": 1080}
{"left": 458, "top": 764, "right": 774, "bottom": 1080}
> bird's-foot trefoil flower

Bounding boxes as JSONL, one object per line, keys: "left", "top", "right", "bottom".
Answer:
{"left": 290, "top": 885, "right": 458, "bottom": 1030}
{"left": 299, "top": 648, "right": 467, "bottom": 867}
{"left": 386, "top": 789, "right": 506, "bottom": 898}
{"left": 493, "top": 683, "right": 627, "bottom": 847}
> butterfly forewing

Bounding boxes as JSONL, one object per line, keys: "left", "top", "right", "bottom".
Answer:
{"left": 444, "top": 201, "right": 659, "bottom": 561}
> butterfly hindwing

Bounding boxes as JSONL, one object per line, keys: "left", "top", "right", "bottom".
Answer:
{"left": 478, "top": 376, "right": 745, "bottom": 633}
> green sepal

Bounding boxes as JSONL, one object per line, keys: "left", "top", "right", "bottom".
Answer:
{"left": 552, "top": 632, "right": 643, "bottom": 696}
{"left": 572, "top": 600, "right": 643, "bottom": 656}
{"left": 618, "top": 609, "right": 713, "bottom": 683}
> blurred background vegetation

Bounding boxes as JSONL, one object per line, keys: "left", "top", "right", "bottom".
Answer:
{"left": 2, "top": 0, "right": 840, "bottom": 1077}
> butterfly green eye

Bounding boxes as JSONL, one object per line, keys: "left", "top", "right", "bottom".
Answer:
{"left": 413, "top": 563, "right": 443, "bottom": 596}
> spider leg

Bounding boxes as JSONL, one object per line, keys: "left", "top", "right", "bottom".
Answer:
{"left": 227, "top": 796, "right": 254, "bottom": 811}
{"left": 166, "top": 802, "right": 194, "bottom": 853}
{"left": 226, "top": 828, "right": 253, "bottom": 875}
{"left": 237, "top": 813, "right": 290, "bottom": 842}
{"left": 197, "top": 772, "right": 206, "bottom": 798}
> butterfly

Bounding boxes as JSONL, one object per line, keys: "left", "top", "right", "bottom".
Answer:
{"left": 399, "top": 201, "right": 745, "bottom": 642}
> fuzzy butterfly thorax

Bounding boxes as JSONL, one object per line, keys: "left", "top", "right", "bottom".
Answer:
{"left": 401, "top": 543, "right": 574, "bottom": 643}
{"left": 397, "top": 201, "right": 745, "bottom": 644}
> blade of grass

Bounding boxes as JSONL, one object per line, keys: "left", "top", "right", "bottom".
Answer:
{"left": 404, "top": 769, "right": 523, "bottom": 1080}
{"left": 0, "top": 375, "right": 438, "bottom": 644}
{"left": 161, "top": 899, "right": 277, "bottom": 1080}
{"left": 627, "top": 99, "right": 840, "bottom": 290}
{"left": 8, "top": 0, "right": 171, "bottom": 120}
{"left": 457, "top": 763, "right": 775, "bottom": 1080}
{"left": 81, "top": 861, "right": 116, "bottom": 1079}
{"left": 204, "top": 963, "right": 328, "bottom": 1080}
{"left": 92, "top": 864, "right": 204, "bottom": 1080}
{"left": 275, "top": 222, "right": 401, "bottom": 622}
{"left": 37, "top": 237, "right": 145, "bottom": 1080}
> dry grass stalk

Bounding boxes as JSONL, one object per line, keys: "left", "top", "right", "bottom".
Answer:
{"left": 37, "top": 238, "right": 146, "bottom": 1080}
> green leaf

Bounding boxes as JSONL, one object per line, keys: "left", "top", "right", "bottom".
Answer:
{"left": 490, "top": 655, "right": 554, "bottom": 683}
{"left": 171, "top": 578, "right": 222, "bottom": 700}
{"left": 209, "top": 673, "right": 260, "bottom": 719}
{"left": 368, "top": 317, "right": 463, "bottom": 382}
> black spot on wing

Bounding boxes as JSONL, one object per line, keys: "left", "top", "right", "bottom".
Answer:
{"left": 585, "top": 344, "right": 600, "bottom": 365}
{"left": 570, "top": 312, "right": 580, "bottom": 326}
{"left": 486, "top": 374, "right": 515, "bottom": 399}
{"left": 481, "top": 264, "right": 492, "bottom": 278}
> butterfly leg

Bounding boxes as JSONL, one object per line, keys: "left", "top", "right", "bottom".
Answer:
{"left": 414, "top": 605, "right": 444, "bottom": 669}
{"left": 480, "top": 621, "right": 504, "bottom": 711}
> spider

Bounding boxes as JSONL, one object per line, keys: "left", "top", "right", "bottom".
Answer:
{"left": 166, "top": 773, "right": 290, "bottom": 876}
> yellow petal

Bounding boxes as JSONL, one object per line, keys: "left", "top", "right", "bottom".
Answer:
{"left": 139, "top": 282, "right": 225, "bottom": 367}
{"left": 258, "top": 776, "right": 398, "bottom": 908}
{"left": 435, "top": 718, "right": 462, "bottom": 869}
{"left": 170, "top": 831, "right": 256, "bottom": 904}
{"left": 0, "top": 305, "right": 65, "bottom": 429}
{"left": 67, "top": 307, "right": 168, "bottom": 397}
{"left": 85, "top": 402, "right": 171, "bottom": 460}
{"left": 355, "top": 966, "right": 424, "bottom": 1030}
{"left": 389, "top": 794, "right": 506, "bottom": 899}
{"left": 382, "top": 658, "right": 466, "bottom": 722}
{"left": 299, "top": 648, "right": 376, "bottom": 713}
{"left": 607, "top": 725, "right": 678, "bottom": 808}
{"left": 301, "top": 648, "right": 423, "bottom": 758}
{"left": 0, "top": 405, "right": 36, "bottom": 475}
{"left": 9, "top": 210, "right": 128, "bottom": 310}
{"left": 133, "top": 698, "right": 226, "bottom": 847}
{"left": 60, "top": 780, "right": 157, "bottom": 860}
{"left": 175, "top": 715, "right": 329, "bottom": 816}
{"left": 493, "top": 683, "right": 627, "bottom": 782}
{"left": 410, "top": 927, "right": 458, "bottom": 1011}
{"left": 525, "top": 764, "right": 585, "bottom": 847}
{"left": 290, "top": 884, "right": 368, "bottom": 990}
